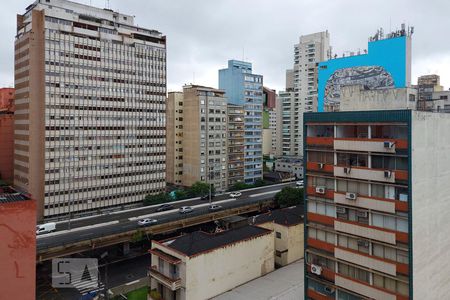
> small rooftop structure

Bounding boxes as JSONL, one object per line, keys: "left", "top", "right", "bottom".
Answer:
{"left": 0, "top": 186, "right": 30, "bottom": 204}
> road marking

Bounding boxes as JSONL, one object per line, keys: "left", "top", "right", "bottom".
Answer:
{"left": 36, "top": 220, "right": 119, "bottom": 239}
{"left": 249, "top": 190, "right": 281, "bottom": 197}
{"left": 125, "top": 280, "right": 140, "bottom": 286}
{"left": 128, "top": 198, "right": 236, "bottom": 221}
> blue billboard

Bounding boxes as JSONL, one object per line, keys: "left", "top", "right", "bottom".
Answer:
{"left": 318, "top": 35, "right": 410, "bottom": 111}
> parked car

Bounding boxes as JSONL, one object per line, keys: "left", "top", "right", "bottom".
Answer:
{"left": 156, "top": 203, "right": 174, "bottom": 212}
{"left": 179, "top": 206, "right": 194, "bottom": 214}
{"left": 230, "top": 192, "right": 242, "bottom": 198}
{"left": 296, "top": 180, "right": 304, "bottom": 187}
{"left": 208, "top": 204, "right": 222, "bottom": 211}
{"left": 36, "top": 222, "right": 56, "bottom": 235}
{"left": 137, "top": 218, "right": 158, "bottom": 227}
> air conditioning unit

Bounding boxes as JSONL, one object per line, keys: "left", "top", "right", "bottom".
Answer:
{"left": 315, "top": 186, "right": 325, "bottom": 194}
{"left": 324, "top": 286, "right": 335, "bottom": 294}
{"left": 384, "top": 170, "right": 392, "bottom": 178}
{"left": 345, "top": 192, "right": 357, "bottom": 200}
{"left": 384, "top": 141, "right": 395, "bottom": 148}
{"left": 343, "top": 167, "right": 351, "bottom": 174}
{"left": 356, "top": 211, "right": 368, "bottom": 218}
{"left": 311, "top": 264, "right": 322, "bottom": 275}
{"left": 357, "top": 239, "right": 369, "bottom": 247}
{"left": 336, "top": 206, "right": 346, "bottom": 214}
{"left": 318, "top": 163, "right": 324, "bottom": 169}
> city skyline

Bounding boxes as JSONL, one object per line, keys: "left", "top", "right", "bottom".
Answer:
{"left": 1, "top": 0, "right": 450, "bottom": 92}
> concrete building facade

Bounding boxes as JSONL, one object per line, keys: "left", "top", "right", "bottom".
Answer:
{"left": 219, "top": 60, "right": 263, "bottom": 184}
{"left": 149, "top": 226, "right": 274, "bottom": 300}
{"left": 166, "top": 92, "right": 184, "bottom": 185}
{"left": 275, "top": 157, "right": 304, "bottom": 180}
{"left": 180, "top": 85, "right": 228, "bottom": 192}
{"left": 304, "top": 109, "right": 450, "bottom": 300}
{"left": 227, "top": 104, "right": 245, "bottom": 186}
{"left": 15, "top": 0, "right": 167, "bottom": 220}
{"left": 254, "top": 206, "right": 304, "bottom": 268}
{"left": 0, "top": 88, "right": 15, "bottom": 184}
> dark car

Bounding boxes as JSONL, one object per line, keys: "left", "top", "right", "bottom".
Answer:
{"left": 156, "top": 203, "right": 174, "bottom": 212}
{"left": 200, "top": 193, "right": 215, "bottom": 201}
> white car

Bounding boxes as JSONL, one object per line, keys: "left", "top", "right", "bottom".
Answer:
{"left": 230, "top": 192, "right": 242, "bottom": 198}
{"left": 36, "top": 222, "right": 56, "bottom": 235}
{"left": 208, "top": 204, "right": 222, "bottom": 211}
{"left": 138, "top": 218, "right": 158, "bottom": 227}
{"left": 179, "top": 206, "right": 194, "bottom": 214}
{"left": 296, "top": 180, "right": 304, "bottom": 187}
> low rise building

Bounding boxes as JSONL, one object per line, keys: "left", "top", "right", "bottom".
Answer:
{"left": 275, "top": 157, "right": 304, "bottom": 179}
{"left": 149, "top": 225, "right": 274, "bottom": 300}
{"left": 253, "top": 206, "right": 304, "bottom": 267}
{"left": 0, "top": 186, "right": 36, "bottom": 299}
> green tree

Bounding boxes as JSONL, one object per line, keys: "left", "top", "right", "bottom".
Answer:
{"left": 143, "top": 192, "right": 171, "bottom": 206}
{"left": 275, "top": 187, "right": 304, "bottom": 208}
{"left": 188, "top": 181, "right": 215, "bottom": 197}
{"left": 254, "top": 179, "right": 267, "bottom": 187}
{"left": 174, "top": 189, "right": 189, "bottom": 200}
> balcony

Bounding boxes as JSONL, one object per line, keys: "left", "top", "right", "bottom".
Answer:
{"left": 334, "top": 166, "right": 396, "bottom": 183}
{"left": 306, "top": 137, "right": 334, "bottom": 147}
{"left": 307, "top": 289, "right": 335, "bottom": 300}
{"left": 306, "top": 161, "right": 334, "bottom": 173}
{"left": 306, "top": 186, "right": 334, "bottom": 200}
{"left": 334, "top": 220, "right": 408, "bottom": 245}
{"left": 149, "top": 266, "right": 181, "bottom": 291}
{"left": 334, "top": 138, "right": 408, "bottom": 153}
{"left": 307, "top": 238, "right": 334, "bottom": 253}
{"left": 334, "top": 192, "right": 396, "bottom": 214}
{"left": 306, "top": 263, "right": 335, "bottom": 283}
{"left": 335, "top": 275, "right": 397, "bottom": 300}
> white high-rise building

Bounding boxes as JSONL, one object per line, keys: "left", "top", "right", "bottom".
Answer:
{"left": 281, "top": 31, "right": 331, "bottom": 157}
{"left": 15, "top": 0, "right": 167, "bottom": 220}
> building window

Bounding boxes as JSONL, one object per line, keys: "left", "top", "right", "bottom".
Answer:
{"left": 276, "top": 232, "right": 281, "bottom": 239}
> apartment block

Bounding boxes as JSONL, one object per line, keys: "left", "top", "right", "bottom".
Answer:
{"left": 219, "top": 60, "right": 263, "bottom": 184}
{"left": 254, "top": 206, "right": 304, "bottom": 267}
{"left": 166, "top": 92, "right": 184, "bottom": 185}
{"left": 0, "top": 88, "right": 15, "bottom": 184}
{"left": 278, "top": 90, "right": 296, "bottom": 156}
{"left": 304, "top": 110, "right": 450, "bottom": 300}
{"left": 149, "top": 226, "right": 274, "bottom": 300}
{"left": 292, "top": 32, "right": 331, "bottom": 156}
{"left": 15, "top": 0, "right": 166, "bottom": 220}
{"left": 227, "top": 104, "right": 245, "bottom": 186}
{"left": 415, "top": 74, "right": 450, "bottom": 112}
{"left": 0, "top": 187, "right": 36, "bottom": 300}
{"left": 262, "top": 87, "right": 277, "bottom": 156}
{"left": 179, "top": 85, "right": 228, "bottom": 191}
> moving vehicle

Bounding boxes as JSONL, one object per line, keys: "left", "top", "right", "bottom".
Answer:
{"left": 230, "top": 192, "right": 242, "bottom": 198}
{"left": 156, "top": 203, "right": 174, "bottom": 212}
{"left": 36, "top": 222, "right": 56, "bottom": 235}
{"left": 296, "top": 180, "right": 304, "bottom": 187}
{"left": 208, "top": 204, "right": 222, "bottom": 211}
{"left": 179, "top": 206, "right": 194, "bottom": 214}
{"left": 137, "top": 218, "right": 158, "bottom": 227}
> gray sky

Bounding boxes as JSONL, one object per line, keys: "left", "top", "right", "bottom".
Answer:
{"left": 2, "top": 0, "right": 449, "bottom": 92}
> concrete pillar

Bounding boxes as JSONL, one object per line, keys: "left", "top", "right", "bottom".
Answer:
{"left": 123, "top": 242, "right": 130, "bottom": 256}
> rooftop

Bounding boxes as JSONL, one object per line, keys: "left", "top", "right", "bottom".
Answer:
{"left": 0, "top": 186, "right": 30, "bottom": 204}
{"left": 214, "top": 259, "right": 304, "bottom": 300}
{"left": 162, "top": 225, "right": 271, "bottom": 257}
{"left": 253, "top": 206, "right": 304, "bottom": 227}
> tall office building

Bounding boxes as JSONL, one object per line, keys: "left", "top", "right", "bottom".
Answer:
{"left": 15, "top": 0, "right": 167, "bottom": 220}
{"left": 219, "top": 60, "right": 263, "bottom": 184}
{"left": 304, "top": 110, "right": 450, "bottom": 300}
{"left": 166, "top": 92, "right": 184, "bottom": 186}
{"left": 166, "top": 85, "right": 228, "bottom": 192}
{"left": 262, "top": 87, "right": 277, "bottom": 156}
{"left": 282, "top": 32, "right": 331, "bottom": 157}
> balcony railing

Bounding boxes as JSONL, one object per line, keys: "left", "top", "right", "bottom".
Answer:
{"left": 149, "top": 266, "right": 181, "bottom": 291}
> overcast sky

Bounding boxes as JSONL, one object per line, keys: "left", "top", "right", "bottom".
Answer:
{"left": 2, "top": 0, "right": 449, "bottom": 92}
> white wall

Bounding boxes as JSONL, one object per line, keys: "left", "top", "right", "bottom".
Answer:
{"left": 184, "top": 231, "right": 275, "bottom": 300}
{"left": 412, "top": 111, "right": 450, "bottom": 299}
